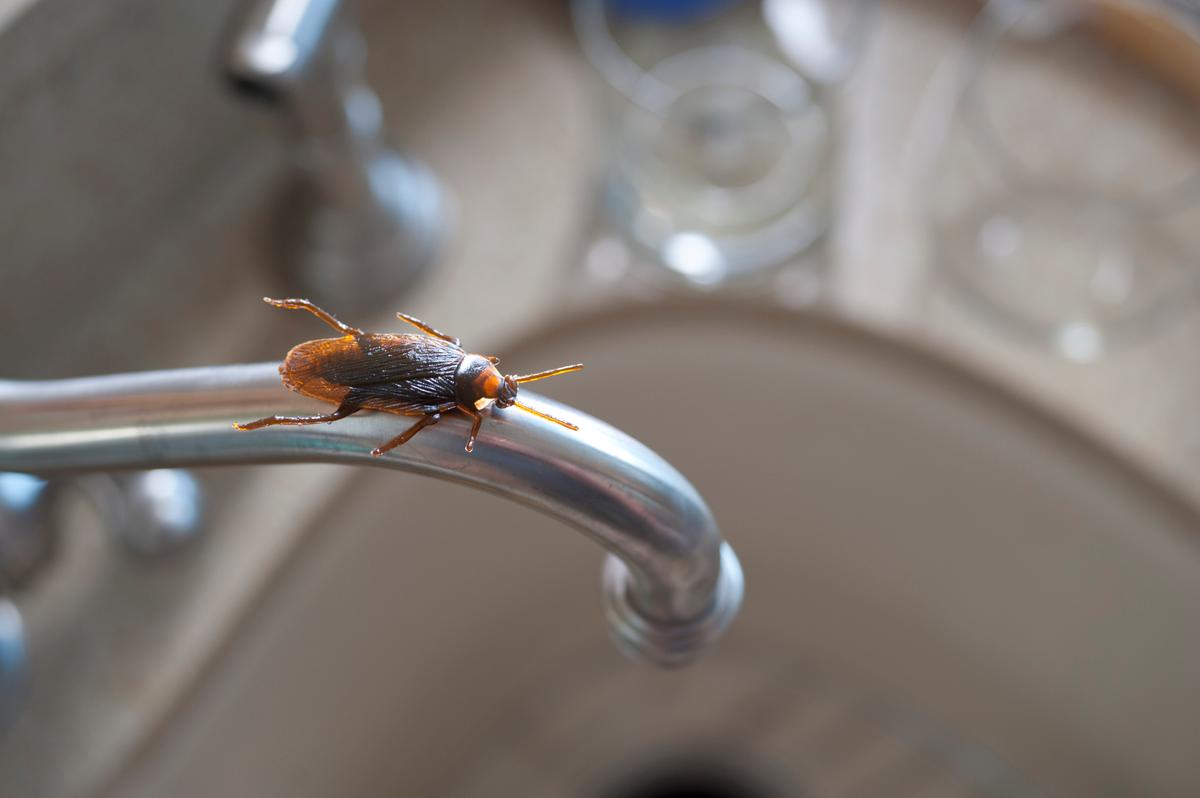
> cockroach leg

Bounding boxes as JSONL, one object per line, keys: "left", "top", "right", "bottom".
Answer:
{"left": 395, "top": 312, "right": 461, "bottom": 347}
{"left": 371, "top": 412, "right": 442, "bottom": 456}
{"left": 461, "top": 407, "right": 484, "bottom": 453}
{"left": 233, "top": 400, "right": 360, "bottom": 431}
{"left": 264, "top": 297, "right": 363, "bottom": 337}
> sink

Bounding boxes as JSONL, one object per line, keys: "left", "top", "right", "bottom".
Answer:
{"left": 4, "top": 0, "right": 1199, "bottom": 795}
{"left": 112, "top": 301, "right": 1200, "bottom": 798}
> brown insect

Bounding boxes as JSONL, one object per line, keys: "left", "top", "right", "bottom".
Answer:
{"left": 234, "top": 298, "right": 582, "bottom": 455}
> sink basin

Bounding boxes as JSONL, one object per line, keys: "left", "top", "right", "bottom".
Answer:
{"left": 114, "top": 301, "right": 1200, "bottom": 798}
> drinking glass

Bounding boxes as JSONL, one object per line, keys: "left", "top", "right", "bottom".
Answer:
{"left": 924, "top": 0, "right": 1200, "bottom": 361}
{"left": 573, "top": 0, "right": 874, "bottom": 286}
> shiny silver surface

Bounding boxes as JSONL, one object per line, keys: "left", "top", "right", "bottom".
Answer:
{"left": 224, "top": 0, "right": 341, "bottom": 93}
{"left": 0, "top": 599, "right": 23, "bottom": 736}
{"left": 0, "top": 473, "right": 54, "bottom": 592}
{"left": 95, "top": 470, "right": 206, "bottom": 556}
{"left": 0, "top": 364, "right": 741, "bottom": 667}
{"left": 223, "top": 0, "right": 447, "bottom": 311}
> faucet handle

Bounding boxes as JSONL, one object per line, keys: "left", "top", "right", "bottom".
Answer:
{"left": 222, "top": 0, "right": 449, "bottom": 313}
{"left": 223, "top": 0, "right": 342, "bottom": 101}
{"left": 0, "top": 469, "right": 204, "bottom": 732}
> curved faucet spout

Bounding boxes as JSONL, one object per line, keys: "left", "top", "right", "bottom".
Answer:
{"left": 0, "top": 364, "right": 742, "bottom": 667}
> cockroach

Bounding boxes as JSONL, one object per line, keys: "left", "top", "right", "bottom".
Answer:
{"left": 234, "top": 297, "right": 582, "bottom": 456}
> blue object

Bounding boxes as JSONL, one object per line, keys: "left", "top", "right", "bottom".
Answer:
{"left": 606, "top": 0, "right": 742, "bottom": 24}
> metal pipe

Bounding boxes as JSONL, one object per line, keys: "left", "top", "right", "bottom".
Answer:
{"left": 223, "top": 0, "right": 342, "bottom": 99}
{"left": 0, "top": 364, "right": 742, "bottom": 667}
{"left": 221, "top": 0, "right": 447, "bottom": 312}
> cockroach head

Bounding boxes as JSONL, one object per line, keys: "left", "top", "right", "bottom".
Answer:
{"left": 496, "top": 375, "right": 519, "bottom": 408}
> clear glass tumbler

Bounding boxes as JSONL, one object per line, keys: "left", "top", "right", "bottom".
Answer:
{"left": 925, "top": 0, "right": 1200, "bottom": 361}
{"left": 573, "top": 0, "right": 873, "bottom": 286}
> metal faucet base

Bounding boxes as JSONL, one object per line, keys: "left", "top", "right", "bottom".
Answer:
{"left": 289, "top": 150, "right": 448, "bottom": 313}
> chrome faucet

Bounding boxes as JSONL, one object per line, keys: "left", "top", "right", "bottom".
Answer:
{"left": 0, "top": 365, "right": 743, "bottom": 669}
{"left": 223, "top": 0, "right": 447, "bottom": 312}
{"left": 0, "top": 466, "right": 206, "bottom": 734}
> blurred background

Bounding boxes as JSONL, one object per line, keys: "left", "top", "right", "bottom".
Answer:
{"left": 2, "top": 0, "right": 1200, "bottom": 796}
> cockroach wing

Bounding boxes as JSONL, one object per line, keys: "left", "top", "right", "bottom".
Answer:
{"left": 283, "top": 333, "right": 464, "bottom": 414}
